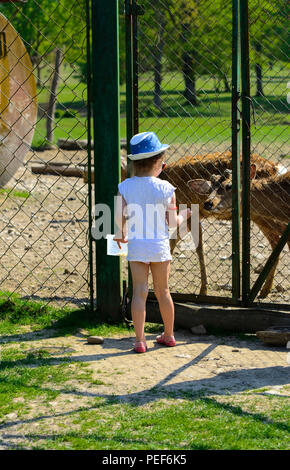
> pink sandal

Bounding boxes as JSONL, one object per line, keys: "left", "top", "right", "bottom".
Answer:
{"left": 133, "top": 341, "right": 148, "bottom": 353}
{"left": 156, "top": 334, "right": 176, "bottom": 347}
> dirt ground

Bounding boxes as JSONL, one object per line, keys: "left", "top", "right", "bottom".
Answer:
{"left": 0, "top": 145, "right": 289, "bottom": 308}
{"left": 0, "top": 327, "right": 289, "bottom": 449}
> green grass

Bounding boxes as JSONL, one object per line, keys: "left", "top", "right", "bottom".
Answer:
{"left": 32, "top": 67, "right": 289, "bottom": 150}
{"left": 0, "top": 346, "right": 94, "bottom": 423}
{"left": 34, "top": 396, "right": 289, "bottom": 450}
{"left": 0, "top": 188, "right": 30, "bottom": 199}
{"left": 0, "top": 291, "right": 133, "bottom": 337}
{"left": 0, "top": 293, "right": 289, "bottom": 450}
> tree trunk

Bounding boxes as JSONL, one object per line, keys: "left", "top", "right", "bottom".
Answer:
{"left": 254, "top": 42, "right": 264, "bottom": 97}
{"left": 46, "top": 48, "right": 62, "bottom": 144}
{"left": 36, "top": 61, "right": 42, "bottom": 87}
{"left": 153, "top": 27, "right": 164, "bottom": 110}
{"left": 255, "top": 63, "right": 264, "bottom": 97}
{"left": 223, "top": 75, "right": 230, "bottom": 92}
{"left": 182, "top": 52, "right": 197, "bottom": 105}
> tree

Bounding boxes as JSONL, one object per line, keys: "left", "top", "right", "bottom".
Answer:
{"left": 154, "top": 0, "right": 232, "bottom": 106}
{"left": 249, "top": 0, "right": 289, "bottom": 97}
{"left": 0, "top": 0, "right": 87, "bottom": 144}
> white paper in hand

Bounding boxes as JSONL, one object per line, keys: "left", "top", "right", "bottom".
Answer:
{"left": 106, "top": 234, "right": 128, "bottom": 257}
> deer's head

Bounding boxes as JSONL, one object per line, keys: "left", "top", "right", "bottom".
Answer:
{"left": 187, "top": 165, "right": 257, "bottom": 216}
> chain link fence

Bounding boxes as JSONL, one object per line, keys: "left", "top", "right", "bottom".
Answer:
{"left": 133, "top": 0, "right": 235, "bottom": 299}
{"left": 0, "top": 0, "right": 288, "bottom": 312}
{"left": 248, "top": 0, "right": 289, "bottom": 304}
{"left": 130, "top": 0, "right": 289, "bottom": 304}
{"left": 0, "top": 0, "right": 93, "bottom": 309}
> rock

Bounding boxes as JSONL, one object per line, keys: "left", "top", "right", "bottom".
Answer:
{"left": 87, "top": 335, "right": 104, "bottom": 345}
{"left": 190, "top": 324, "right": 207, "bottom": 335}
{"left": 256, "top": 327, "right": 290, "bottom": 346}
{"left": 219, "top": 254, "right": 232, "bottom": 261}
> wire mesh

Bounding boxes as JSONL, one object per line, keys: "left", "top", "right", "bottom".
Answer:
{"left": 0, "top": 0, "right": 93, "bottom": 309}
{"left": 131, "top": 0, "right": 234, "bottom": 298}
{"left": 128, "top": 0, "right": 289, "bottom": 304}
{"left": 248, "top": 0, "right": 289, "bottom": 304}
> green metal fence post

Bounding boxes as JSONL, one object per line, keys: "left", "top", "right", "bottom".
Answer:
{"left": 125, "top": 0, "right": 133, "bottom": 148}
{"left": 86, "top": 0, "right": 94, "bottom": 315}
{"left": 91, "top": 0, "right": 122, "bottom": 321}
{"left": 240, "top": 0, "right": 251, "bottom": 305}
{"left": 232, "top": 0, "right": 241, "bottom": 303}
{"left": 132, "top": 0, "right": 139, "bottom": 134}
{"left": 125, "top": 0, "right": 133, "bottom": 302}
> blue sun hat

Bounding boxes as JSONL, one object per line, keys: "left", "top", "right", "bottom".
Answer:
{"left": 128, "top": 131, "right": 170, "bottom": 160}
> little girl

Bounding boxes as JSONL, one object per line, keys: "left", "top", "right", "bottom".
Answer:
{"left": 114, "top": 131, "right": 191, "bottom": 353}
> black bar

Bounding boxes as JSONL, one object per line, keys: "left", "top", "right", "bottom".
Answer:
{"left": 249, "top": 223, "right": 290, "bottom": 302}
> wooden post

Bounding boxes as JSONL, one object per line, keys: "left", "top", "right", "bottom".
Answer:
{"left": 91, "top": 0, "right": 122, "bottom": 321}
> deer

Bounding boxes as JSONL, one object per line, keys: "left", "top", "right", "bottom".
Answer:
{"left": 159, "top": 150, "right": 285, "bottom": 295}
{"left": 187, "top": 166, "right": 290, "bottom": 297}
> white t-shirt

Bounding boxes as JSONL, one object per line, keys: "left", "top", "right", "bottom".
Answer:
{"left": 118, "top": 176, "right": 176, "bottom": 262}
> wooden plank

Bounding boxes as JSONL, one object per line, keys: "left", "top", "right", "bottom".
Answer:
{"left": 142, "top": 300, "right": 290, "bottom": 333}
{"left": 57, "top": 138, "right": 127, "bottom": 150}
{"left": 31, "top": 165, "right": 84, "bottom": 178}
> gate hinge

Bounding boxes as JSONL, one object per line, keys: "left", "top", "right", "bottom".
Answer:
{"left": 125, "top": 1, "right": 144, "bottom": 16}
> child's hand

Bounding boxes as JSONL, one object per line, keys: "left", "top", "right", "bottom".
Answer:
{"left": 179, "top": 208, "right": 192, "bottom": 220}
{"left": 113, "top": 233, "right": 128, "bottom": 249}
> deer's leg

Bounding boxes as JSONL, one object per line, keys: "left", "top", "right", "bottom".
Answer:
{"left": 196, "top": 220, "right": 207, "bottom": 296}
{"left": 169, "top": 227, "right": 180, "bottom": 254}
{"left": 170, "top": 216, "right": 207, "bottom": 296}
{"left": 256, "top": 224, "right": 280, "bottom": 298}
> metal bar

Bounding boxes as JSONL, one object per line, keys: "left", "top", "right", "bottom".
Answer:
{"left": 249, "top": 223, "right": 290, "bottom": 303}
{"left": 231, "top": 0, "right": 241, "bottom": 303}
{"left": 92, "top": 0, "right": 122, "bottom": 321}
{"left": 125, "top": 0, "right": 133, "bottom": 153}
{"left": 132, "top": 0, "right": 139, "bottom": 134}
{"left": 86, "top": 0, "right": 94, "bottom": 314}
{"left": 240, "top": 0, "right": 251, "bottom": 305}
{"left": 125, "top": 0, "right": 133, "bottom": 300}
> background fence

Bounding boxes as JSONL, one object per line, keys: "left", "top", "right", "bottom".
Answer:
{"left": 0, "top": 0, "right": 94, "bottom": 310}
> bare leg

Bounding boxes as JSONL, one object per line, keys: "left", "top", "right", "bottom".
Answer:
{"left": 150, "top": 261, "right": 174, "bottom": 337}
{"left": 129, "top": 261, "right": 150, "bottom": 342}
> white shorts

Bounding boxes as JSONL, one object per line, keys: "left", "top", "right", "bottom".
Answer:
{"left": 127, "top": 238, "right": 172, "bottom": 263}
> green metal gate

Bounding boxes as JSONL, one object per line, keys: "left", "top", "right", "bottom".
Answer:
{"left": 117, "top": 0, "right": 289, "bottom": 312}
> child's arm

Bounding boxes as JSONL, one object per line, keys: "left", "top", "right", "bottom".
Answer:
{"left": 166, "top": 193, "right": 191, "bottom": 228}
{"left": 113, "top": 191, "right": 128, "bottom": 249}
